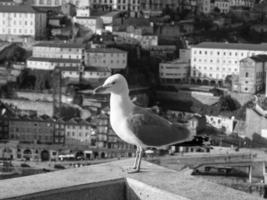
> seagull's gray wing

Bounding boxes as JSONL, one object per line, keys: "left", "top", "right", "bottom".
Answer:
{"left": 127, "top": 106, "right": 192, "bottom": 147}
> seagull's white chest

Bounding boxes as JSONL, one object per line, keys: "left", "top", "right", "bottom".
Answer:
{"left": 109, "top": 94, "right": 141, "bottom": 146}
{"left": 110, "top": 110, "right": 139, "bottom": 145}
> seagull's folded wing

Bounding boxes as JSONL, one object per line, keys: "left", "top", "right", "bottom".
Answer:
{"left": 127, "top": 107, "right": 193, "bottom": 147}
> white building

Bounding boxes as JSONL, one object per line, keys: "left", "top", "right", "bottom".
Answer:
{"left": 74, "top": 15, "right": 103, "bottom": 34}
{"left": 27, "top": 42, "right": 85, "bottom": 70}
{"left": 32, "top": 0, "right": 80, "bottom": 7}
{"left": 65, "top": 118, "right": 95, "bottom": 145}
{"left": 61, "top": 66, "right": 111, "bottom": 81}
{"left": 85, "top": 48, "right": 127, "bottom": 70}
{"left": 100, "top": 11, "right": 123, "bottom": 32}
{"left": 0, "top": 5, "right": 47, "bottom": 41}
{"left": 114, "top": 32, "right": 158, "bottom": 48}
{"left": 90, "top": 0, "right": 140, "bottom": 14}
{"left": 32, "top": 42, "right": 85, "bottom": 59}
{"left": 159, "top": 59, "right": 190, "bottom": 84}
{"left": 190, "top": 42, "right": 267, "bottom": 84}
{"left": 27, "top": 57, "right": 80, "bottom": 70}
{"left": 214, "top": 0, "right": 230, "bottom": 13}
{"left": 206, "top": 115, "right": 236, "bottom": 134}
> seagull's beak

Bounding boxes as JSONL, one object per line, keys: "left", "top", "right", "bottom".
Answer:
{"left": 93, "top": 84, "right": 110, "bottom": 94}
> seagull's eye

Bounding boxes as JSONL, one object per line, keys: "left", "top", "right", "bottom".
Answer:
{"left": 111, "top": 81, "right": 116, "bottom": 85}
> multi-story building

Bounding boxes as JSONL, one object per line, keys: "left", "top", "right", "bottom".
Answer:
{"left": 54, "top": 118, "right": 65, "bottom": 144}
{"left": 199, "top": 0, "right": 254, "bottom": 14}
{"left": 61, "top": 66, "right": 111, "bottom": 82}
{"left": 74, "top": 16, "right": 103, "bottom": 34}
{"left": 32, "top": 42, "right": 85, "bottom": 59}
{"left": 90, "top": 0, "right": 141, "bottom": 14}
{"left": 214, "top": 0, "right": 230, "bottom": 13}
{"left": 140, "top": 0, "right": 179, "bottom": 16}
{"left": 85, "top": 48, "right": 127, "bottom": 70}
{"left": 65, "top": 118, "right": 95, "bottom": 146}
{"left": 0, "top": 0, "right": 16, "bottom": 6}
{"left": 27, "top": 57, "right": 81, "bottom": 70}
{"left": 229, "top": 0, "right": 254, "bottom": 7}
{"left": 27, "top": 42, "right": 85, "bottom": 70}
{"left": 0, "top": 5, "right": 47, "bottom": 41}
{"left": 114, "top": 31, "right": 158, "bottom": 48}
{"left": 159, "top": 59, "right": 190, "bottom": 84}
{"left": 232, "top": 55, "right": 267, "bottom": 94}
{"left": 9, "top": 116, "right": 54, "bottom": 144}
{"left": 31, "top": 0, "right": 83, "bottom": 7}
{"left": 190, "top": 42, "right": 267, "bottom": 85}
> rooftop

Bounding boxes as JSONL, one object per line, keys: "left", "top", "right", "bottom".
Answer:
{"left": 192, "top": 42, "right": 267, "bottom": 51}
{"left": 28, "top": 57, "right": 81, "bottom": 63}
{"left": 0, "top": 5, "right": 38, "bottom": 13}
{"left": 60, "top": 66, "right": 110, "bottom": 72}
{"left": 0, "top": 159, "right": 262, "bottom": 200}
{"left": 248, "top": 54, "right": 267, "bottom": 62}
{"left": 33, "top": 42, "right": 86, "bottom": 49}
{"left": 86, "top": 48, "right": 127, "bottom": 53}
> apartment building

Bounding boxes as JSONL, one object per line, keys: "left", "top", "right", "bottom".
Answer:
{"left": 75, "top": 16, "right": 103, "bottom": 33}
{"left": 0, "top": 5, "right": 47, "bottom": 41}
{"left": 9, "top": 116, "right": 54, "bottom": 144}
{"left": 90, "top": 0, "right": 141, "bottom": 14}
{"left": 200, "top": 0, "right": 254, "bottom": 14}
{"left": 27, "top": 57, "right": 80, "bottom": 70}
{"left": 65, "top": 118, "right": 95, "bottom": 146}
{"left": 61, "top": 66, "right": 111, "bottom": 82}
{"left": 232, "top": 55, "right": 267, "bottom": 94}
{"left": 31, "top": 0, "right": 82, "bottom": 7}
{"left": 159, "top": 59, "right": 190, "bottom": 84}
{"left": 85, "top": 48, "right": 127, "bottom": 70}
{"left": 190, "top": 42, "right": 267, "bottom": 85}
{"left": 27, "top": 42, "right": 85, "bottom": 70}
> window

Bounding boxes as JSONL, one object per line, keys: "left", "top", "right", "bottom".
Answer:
{"left": 245, "top": 72, "right": 249, "bottom": 77}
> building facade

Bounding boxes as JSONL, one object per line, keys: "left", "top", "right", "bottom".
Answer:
{"left": 27, "top": 42, "right": 85, "bottom": 70}
{"left": 159, "top": 59, "right": 190, "bottom": 84}
{"left": 9, "top": 116, "right": 54, "bottom": 144}
{"left": 232, "top": 55, "right": 267, "bottom": 94}
{"left": 65, "top": 118, "right": 95, "bottom": 146}
{"left": 0, "top": 5, "right": 47, "bottom": 41}
{"left": 85, "top": 48, "right": 127, "bottom": 70}
{"left": 190, "top": 42, "right": 267, "bottom": 85}
{"left": 90, "top": 0, "right": 140, "bottom": 14}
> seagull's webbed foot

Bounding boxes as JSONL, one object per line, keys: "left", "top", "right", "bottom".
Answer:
{"left": 127, "top": 167, "right": 140, "bottom": 174}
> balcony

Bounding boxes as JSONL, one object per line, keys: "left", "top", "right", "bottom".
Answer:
{"left": 0, "top": 159, "right": 262, "bottom": 200}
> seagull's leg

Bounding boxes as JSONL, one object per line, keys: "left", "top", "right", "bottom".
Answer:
{"left": 136, "top": 147, "right": 143, "bottom": 172}
{"left": 132, "top": 148, "right": 140, "bottom": 169}
{"left": 127, "top": 147, "right": 143, "bottom": 173}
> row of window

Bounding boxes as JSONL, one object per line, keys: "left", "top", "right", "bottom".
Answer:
{"left": 192, "top": 66, "right": 238, "bottom": 72}
{"left": 0, "top": 28, "right": 34, "bottom": 35}
{"left": 0, "top": 13, "right": 34, "bottom": 18}
{"left": 192, "top": 71, "right": 228, "bottom": 79}
{"left": 93, "top": 0, "right": 140, "bottom": 4}
{"left": 193, "top": 49, "right": 263, "bottom": 57}
{"left": 1, "top": 20, "right": 34, "bottom": 26}
{"left": 193, "top": 58, "right": 240, "bottom": 64}
{"left": 66, "top": 132, "right": 92, "bottom": 137}
{"left": 34, "top": 47, "right": 83, "bottom": 53}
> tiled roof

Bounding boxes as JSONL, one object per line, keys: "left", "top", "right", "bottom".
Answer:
{"left": 248, "top": 54, "right": 267, "bottom": 62}
{"left": 28, "top": 57, "right": 81, "bottom": 63}
{"left": 60, "top": 66, "right": 110, "bottom": 72}
{"left": 0, "top": 5, "right": 37, "bottom": 13}
{"left": 86, "top": 48, "right": 126, "bottom": 53}
{"left": 33, "top": 41, "right": 86, "bottom": 48}
{"left": 192, "top": 42, "right": 267, "bottom": 51}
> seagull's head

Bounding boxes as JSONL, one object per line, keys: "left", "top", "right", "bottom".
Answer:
{"left": 93, "top": 74, "right": 129, "bottom": 95}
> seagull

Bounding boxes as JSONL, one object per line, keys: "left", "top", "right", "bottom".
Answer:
{"left": 94, "top": 74, "right": 197, "bottom": 173}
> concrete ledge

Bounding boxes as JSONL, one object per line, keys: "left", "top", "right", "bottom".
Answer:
{"left": 0, "top": 159, "right": 263, "bottom": 200}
